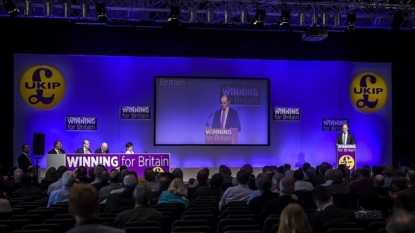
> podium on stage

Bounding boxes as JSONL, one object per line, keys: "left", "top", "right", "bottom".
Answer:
{"left": 205, "top": 128, "right": 238, "bottom": 144}
{"left": 336, "top": 144, "right": 356, "bottom": 172}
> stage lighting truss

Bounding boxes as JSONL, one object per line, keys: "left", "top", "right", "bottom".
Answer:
{"left": 1, "top": 0, "right": 415, "bottom": 30}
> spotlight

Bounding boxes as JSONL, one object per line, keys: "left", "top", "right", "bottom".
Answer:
{"left": 391, "top": 10, "right": 404, "bottom": 30}
{"left": 347, "top": 12, "right": 356, "bottom": 31}
{"left": 253, "top": 8, "right": 266, "bottom": 26}
{"left": 95, "top": 1, "right": 107, "bottom": 22}
{"left": 279, "top": 9, "right": 290, "bottom": 27}
{"left": 168, "top": 5, "right": 180, "bottom": 23}
{"left": 1, "top": 0, "right": 19, "bottom": 17}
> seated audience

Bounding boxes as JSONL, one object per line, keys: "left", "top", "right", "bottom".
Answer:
{"left": 386, "top": 210, "right": 415, "bottom": 233}
{"left": 149, "top": 175, "right": 171, "bottom": 206}
{"left": 172, "top": 168, "right": 184, "bottom": 180}
{"left": 47, "top": 166, "right": 68, "bottom": 195}
{"left": 66, "top": 183, "right": 126, "bottom": 233}
{"left": 113, "top": 183, "right": 163, "bottom": 228}
{"left": 389, "top": 176, "right": 407, "bottom": 201}
{"left": 48, "top": 170, "right": 76, "bottom": 207}
{"left": 39, "top": 166, "right": 59, "bottom": 192}
{"left": 104, "top": 174, "right": 138, "bottom": 212}
{"left": 99, "top": 169, "right": 122, "bottom": 202}
{"left": 219, "top": 170, "right": 253, "bottom": 211}
{"left": 294, "top": 169, "right": 314, "bottom": 191}
{"left": 0, "top": 190, "right": 11, "bottom": 212}
{"left": 309, "top": 185, "right": 355, "bottom": 233}
{"left": 158, "top": 178, "right": 189, "bottom": 207}
{"left": 277, "top": 203, "right": 313, "bottom": 233}
{"left": 14, "top": 173, "right": 42, "bottom": 197}
{"left": 249, "top": 172, "right": 279, "bottom": 216}
{"left": 92, "top": 169, "right": 109, "bottom": 191}
{"left": 326, "top": 169, "right": 350, "bottom": 194}
{"left": 75, "top": 166, "right": 92, "bottom": 183}
{"left": 90, "top": 165, "right": 104, "bottom": 185}
{"left": 192, "top": 172, "right": 223, "bottom": 201}
{"left": 138, "top": 168, "right": 158, "bottom": 192}
{"left": 4, "top": 168, "right": 23, "bottom": 196}
{"left": 187, "top": 169, "right": 209, "bottom": 202}
{"left": 355, "top": 189, "right": 384, "bottom": 219}
{"left": 320, "top": 169, "right": 334, "bottom": 186}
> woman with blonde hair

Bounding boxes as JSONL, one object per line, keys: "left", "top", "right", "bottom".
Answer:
{"left": 157, "top": 178, "right": 190, "bottom": 207}
{"left": 277, "top": 203, "right": 313, "bottom": 233}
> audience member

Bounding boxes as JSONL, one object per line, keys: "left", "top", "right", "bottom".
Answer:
{"left": 149, "top": 175, "right": 171, "bottom": 206}
{"left": 113, "top": 183, "right": 163, "bottom": 228}
{"left": 90, "top": 165, "right": 104, "bottom": 185}
{"left": 48, "top": 170, "right": 76, "bottom": 207}
{"left": 326, "top": 169, "right": 350, "bottom": 194}
{"left": 14, "top": 173, "right": 42, "bottom": 197}
{"left": 172, "top": 168, "right": 184, "bottom": 180}
{"left": 249, "top": 172, "right": 279, "bottom": 216}
{"left": 99, "top": 169, "right": 122, "bottom": 202}
{"left": 47, "top": 166, "right": 68, "bottom": 195}
{"left": 219, "top": 170, "right": 253, "bottom": 211}
{"left": 277, "top": 203, "right": 313, "bottom": 233}
{"left": 320, "top": 169, "right": 334, "bottom": 186}
{"left": 158, "top": 178, "right": 189, "bottom": 208}
{"left": 76, "top": 166, "right": 92, "bottom": 183}
{"left": 104, "top": 174, "right": 138, "bottom": 212}
{"left": 294, "top": 169, "right": 313, "bottom": 191}
{"left": 139, "top": 168, "right": 158, "bottom": 191}
{"left": 188, "top": 169, "right": 209, "bottom": 202}
{"left": 192, "top": 173, "right": 223, "bottom": 201}
{"left": 386, "top": 210, "right": 415, "bottom": 233}
{"left": 39, "top": 166, "right": 58, "bottom": 192}
{"left": 92, "top": 170, "right": 109, "bottom": 191}
{"left": 0, "top": 190, "right": 11, "bottom": 212}
{"left": 314, "top": 162, "right": 331, "bottom": 186}
{"left": 66, "top": 183, "right": 126, "bottom": 233}
{"left": 4, "top": 168, "right": 23, "bottom": 196}
{"left": 355, "top": 189, "right": 384, "bottom": 219}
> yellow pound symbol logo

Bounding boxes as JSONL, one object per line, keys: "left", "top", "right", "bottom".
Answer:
{"left": 20, "top": 65, "right": 66, "bottom": 110}
{"left": 350, "top": 72, "right": 387, "bottom": 114}
{"left": 338, "top": 155, "right": 355, "bottom": 170}
{"left": 153, "top": 167, "right": 164, "bottom": 173}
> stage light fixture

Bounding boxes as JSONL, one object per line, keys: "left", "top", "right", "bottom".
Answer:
{"left": 253, "top": 8, "right": 266, "bottom": 26}
{"left": 1, "top": 0, "right": 19, "bottom": 17}
{"left": 347, "top": 12, "right": 356, "bottom": 31}
{"left": 95, "top": 1, "right": 107, "bottom": 22}
{"left": 391, "top": 10, "right": 404, "bottom": 30}
{"left": 168, "top": 5, "right": 180, "bottom": 23}
{"left": 279, "top": 9, "right": 290, "bottom": 27}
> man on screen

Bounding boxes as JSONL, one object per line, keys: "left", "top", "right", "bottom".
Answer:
{"left": 48, "top": 140, "right": 66, "bottom": 154}
{"left": 212, "top": 94, "right": 241, "bottom": 132}
{"left": 336, "top": 123, "right": 356, "bottom": 145}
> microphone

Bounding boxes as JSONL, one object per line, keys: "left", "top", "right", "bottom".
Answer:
{"left": 205, "top": 112, "right": 213, "bottom": 128}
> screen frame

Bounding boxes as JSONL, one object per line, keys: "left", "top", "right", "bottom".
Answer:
{"left": 153, "top": 76, "right": 271, "bottom": 146}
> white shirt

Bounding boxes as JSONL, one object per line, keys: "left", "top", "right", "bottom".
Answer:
{"left": 125, "top": 151, "right": 134, "bottom": 154}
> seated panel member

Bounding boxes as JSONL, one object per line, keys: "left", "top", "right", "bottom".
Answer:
{"left": 95, "top": 142, "right": 110, "bottom": 154}
{"left": 125, "top": 142, "right": 134, "bottom": 154}
{"left": 75, "top": 140, "right": 92, "bottom": 154}
{"left": 48, "top": 140, "right": 66, "bottom": 154}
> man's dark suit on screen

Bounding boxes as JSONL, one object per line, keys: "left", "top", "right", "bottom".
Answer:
{"left": 212, "top": 107, "right": 241, "bottom": 132}
{"left": 336, "top": 132, "right": 356, "bottom": 145}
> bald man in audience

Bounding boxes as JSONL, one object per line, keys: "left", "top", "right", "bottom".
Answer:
{"left": 95, "top": 142, "right": 110, "bottom": 154}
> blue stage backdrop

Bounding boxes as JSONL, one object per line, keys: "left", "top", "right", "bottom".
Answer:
{"left": 14, "top": 54, "right": 392, "bottom": 170}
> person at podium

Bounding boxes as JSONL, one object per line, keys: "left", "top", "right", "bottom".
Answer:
{"left": 48, "top": 140, "right": 66, "bottom": 154}
{"left": 212, "top": 94, "right": 241, "bottom": 132}
{"left": 336, "top": 123, "right": 356, "bottom": 145}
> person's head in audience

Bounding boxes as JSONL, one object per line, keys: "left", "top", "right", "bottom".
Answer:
{"left": 284, "top": 170, "right": 294, "bottom": 178}
{"left": 306, "top": 168, "right": 316, "bottom": 181}
{"left": 272, "top": 173, "right": 285, "bottom": 192}
{"left": 391, "top": 177, "right": 407, "bottom": 193}
{"left": 398, "top": 166, "right": 410, "bottom": 178}
{"left": 383, "top": 167, "right": 394, "bottom": 178}
{"left": 256, "top": 173, "right": 272, "bottom": 192}
{"left": 196, "top": 169, "right": 209, "bottom": 185}
{"left": 363, "top": 165, "right": 371, "bottom": 174}
{"left": 93, "top": 165, "right": 104, "bottom": 180}
{"left": 331, "top": 169, "right": 344, "bottom": 183}
{"left": 219, "top": 165, "right": 227, "bottom": 174}
{"left": 172, "top": 168, "right": 183, "bottom": 180}
{"left": 324, "top": 169, "right": 334, "bottom": 181}
{"left": 357, "top": 189, "right": 379, "bottom": 211}
{"left": 283, "top": 164, "right": 291, "bottom": 174}
{"left": 119, "top": 168, "right": 129, "bottom": 181}
{"left": 68, "top": 183, "right": 100, "bottom": 222}
{"left": 88, "top": 167, "right": 95, "bottom": 180}
{"left": 100, "top": 170, "right": 109, "bottom": 183}
{"left": 293, "top": 169, "right": 305, "bottom": 182}
{"left": 19, "top": 173, "right": 33, "bottom": 186}
{"left": 44, "top": 166, "right": 58, "bottom": 182}
{"left": 202, "top": 167, "right": 210, "bottom": 177}
{"left": 109, "top": 169, "right": 120, "bottom": 184}
{"left": 57, "top": 166, "right": 68, "bottom": 179}
{"left": 7, "top": 166, "right": 18, "bottom": 180}
{"left": 188, "top": 178, "right": 195, "bottom": 186}
{"left": 373, "top": 174, "right": 385, "bottom": 187}
{"left": 319, "top": 162, "right": 331, "bottom": 177}
{"left": 359, "top": 168, "right": 371, "bottom": 180}
{"left": 128, "top": 170, "right": 138, "bottom": 180}
{"left": 386, "top": 210, "right": 415, "bottom": 233}
{"left": 144, "top": 168, "right": 156, "bottom": 182}
{"left": 279, "top": 177, "right": 295, "bottom": 196}
{"left": 27, "top": 166, "right": 37, "bottom": 177}
{"left": 312, "top": 186, "right": 332, "bottom": 210}
{"left": 134, "top": 183, "right": 151, "bottom": 207}
{"left": 13, "top": 168, "right": 23, "bottom": 182}
{"left": 262, "top": 166, "right": 271, "bottom": 173}
{"left": 236, "top": 170, "right": 250, "bottom": 186}
{"left": 122, "top": 174, "right": 138, "bottom": 191}
{"left": 372, "top": 166, "right": 383, "bottom": 177}
{"left": 224, "top": 167, "right": 232, "bottom": 176}
{"left": 405, "top": 169, "right": 415, "bottom": 187}
{"left": 277, "top": 203, "right": 312, "bottom": 233}
{"left": 157, "top": 175, "right": 171, "bottom": 192}
{"left": 76, "top": 166, "right": 88, "bottom": 179}
{"left": 210, "top": 173, "right": 223, "bottom": 189}
{"left": 393, "top": 188, "right": 415, "bottom": 213}
{"left": 168, "top": 178, "right": 187, "bottom": 198}
{"left": 351, "top": 168, "right": 361, "bottom": 181}
{"left": 302, "top": 163, "right": 311, "bottom": 173}
{"left": 62, "top": 171, "right": 76, "bottom": 187}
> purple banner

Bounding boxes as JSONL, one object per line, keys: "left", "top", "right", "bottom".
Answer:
{"left": 66, "top": 116, "right": 97, "bottom": 130}
{"left": 336, "top": 145, "right": 356, "bottom": 172}
{"left": 65, "top": 153, "right": 170, "bottom": 176}
{"left": 120, "top": 106, "right": 151, "bottom": 119}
